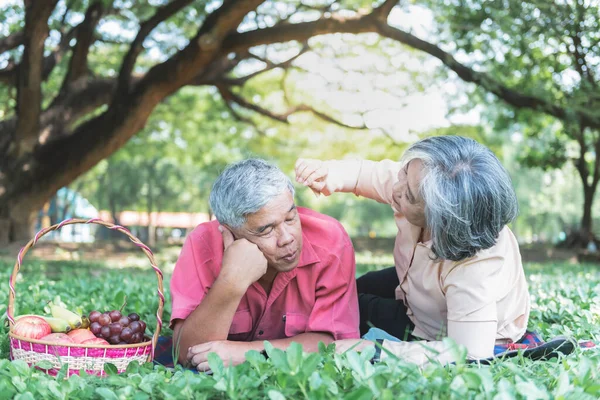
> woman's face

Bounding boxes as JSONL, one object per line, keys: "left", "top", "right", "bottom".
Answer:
{"left": 392, "top": 159, "right": 427, "bottom": 227}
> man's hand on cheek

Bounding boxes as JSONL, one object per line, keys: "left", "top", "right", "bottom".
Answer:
{"left": 187, "top": 340, "right": 254, "bottom": 372}
{"left": 217, "top": 225, "right": 268, "bottom": 293}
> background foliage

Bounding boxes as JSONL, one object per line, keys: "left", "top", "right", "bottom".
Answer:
{"left": 0, "top": 256, "right": 598, "bottom": 398}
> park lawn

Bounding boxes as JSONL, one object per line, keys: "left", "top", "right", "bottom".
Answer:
{"left": 0, "top": 255, "right": 597, "bottom": 399}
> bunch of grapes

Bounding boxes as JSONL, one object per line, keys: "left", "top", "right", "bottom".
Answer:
{"left": 88, "top": 310, "right": 147, "bottom": 345}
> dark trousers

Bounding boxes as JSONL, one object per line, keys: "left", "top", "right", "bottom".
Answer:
{"left": 357, "top": 267, "right": 415, "bottom": 340}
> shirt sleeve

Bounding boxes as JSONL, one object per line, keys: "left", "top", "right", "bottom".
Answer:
{"left": 324, "top": 159, "right": 402, "bottom": 206}
{"left": 306, "top": 236, "right": 360, "bottom": 340}
{"left": 169, "top": 230, "right": 217, "bottom": 327}
{"left": 443, "top": 254, "right": 505, "bottom": 323}
{"left": 380, "top": 255, "right": 506, "bottom": 364}
{"left": 380, "top": 319, "right": 497, "bottom": 365}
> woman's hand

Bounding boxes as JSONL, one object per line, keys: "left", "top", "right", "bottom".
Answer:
{"left": 334, "top": 339, "right": 376, "bottom": 354}
{"left": 294, "top": 158, "right": 329, "bottom": 195}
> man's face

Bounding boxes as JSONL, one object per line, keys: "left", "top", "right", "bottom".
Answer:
{"left": 392, "top": 159, "right": 426, "bottom": 227}
{"left": 230, "top": 190, "right": 303, "bottom": 273}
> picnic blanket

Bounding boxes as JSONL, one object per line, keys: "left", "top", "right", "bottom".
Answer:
{"left": 153, "top": 331, "right": 596, "bottom": 368}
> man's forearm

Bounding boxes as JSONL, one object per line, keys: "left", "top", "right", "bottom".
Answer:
{"left": 255, "top": 332, "right": 334, "bottom": 353}
{"left": 174, "top": 278, "right": 245, "bottom": 363}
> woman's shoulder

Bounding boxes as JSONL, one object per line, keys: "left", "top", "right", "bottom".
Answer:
{"left": 442, "top": 226, "right": 522, "bottom": 277}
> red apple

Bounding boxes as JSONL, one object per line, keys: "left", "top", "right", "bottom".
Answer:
{"left": 67, "top": 329, "right": 96, "bottom": 344}
{"left": 12, "top": 316, "right": 52, "bottom": 340}
{"left": 40, "top": 333, "right": 75, "bottom": 344}
{"left": 81, "top": 337, "right": 110, "bottom": 346}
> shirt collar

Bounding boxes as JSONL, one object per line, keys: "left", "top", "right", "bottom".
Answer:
{"left": 297, "top": 231, "right": 320, "bottom": 268}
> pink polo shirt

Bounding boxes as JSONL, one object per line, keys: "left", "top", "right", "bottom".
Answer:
{"left": 170, "top": 207, "right": 359, "bottom": 341}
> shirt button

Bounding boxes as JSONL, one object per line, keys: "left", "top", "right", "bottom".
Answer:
{"left": 258, "top": 330, "right": 264, "bottom": 335}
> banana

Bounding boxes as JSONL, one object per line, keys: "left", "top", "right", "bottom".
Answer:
{"left": 43, "top": 316, "right": 72, "bottom": 333}
{"left": 14, "top": 314, "right": 72, "bottom": 333}
{"left": 80, "top": 315, "right": 90, "bottom": 329}
{"left": 49, "top": 303, "right": 82, "bottom": 329}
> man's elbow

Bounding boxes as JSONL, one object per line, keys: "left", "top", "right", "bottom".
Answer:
{"left": 172, "top": 320, "right": 190, "bottom": 366}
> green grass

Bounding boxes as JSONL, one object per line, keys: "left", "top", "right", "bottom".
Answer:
{"left": 0, "top": 255, "right": 598, "bottom": 399}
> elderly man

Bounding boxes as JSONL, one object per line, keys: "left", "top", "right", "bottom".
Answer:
{"left": 170, "top": 159, "right": 359, "bottom": 371}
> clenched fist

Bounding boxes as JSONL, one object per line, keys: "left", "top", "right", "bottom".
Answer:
{"left": 294, "top": 158, "right": 330, "bottom": 196}
{"left": 217, "top": 225, "right": 268, "bottom": 294}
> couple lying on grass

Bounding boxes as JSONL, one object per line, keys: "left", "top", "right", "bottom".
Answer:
{"left": 170, "top": 136, "right": 530, "bottom": 372}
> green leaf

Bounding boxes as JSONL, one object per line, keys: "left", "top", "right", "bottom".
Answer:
{"left": 301, "top": 353, "right": 321, "bottom": 378}
{"left": 10, "top": 360, "right": 31, "bottom": 376}
{"left": 14, "top": 394, "right": 35, "bottom": 400}
{"left": 343, "top": 387, "right": 373, "bottom": 400}
{"left": 207, "top": 352, "right": 224, "bottom": 377}
{"left": 309, "top": 371, "right": 323, "bottom": 391}
{"left": 114, "top": 291, "right": 127, "bottom": 310}
{"left": 95, "top": 388, "right": 120, "bottom": 400}
{"left": 461, "top": 371, "right": 482, "bottom": 390}
{"left": 267, "top": 390, "right": 286, "bottom": 400}
{"left": 10, "top": 377, "right": 27, "bottom": 393}
{"left": 33, "top": 360, "right": 54, "bottom": 370}
{"left": 46, "top": 381, "right": 64, "bottom": 399}
{"left": 126, "top": 360, "right": 140, "bottom": 374}
{"left": 286, "top": 342, "right": 303, "bottom": 373}
{"left": 104, "top": 363, "right": 118, "bottom": 376}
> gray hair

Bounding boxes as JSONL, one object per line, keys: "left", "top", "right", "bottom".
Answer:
{"left": 209, "top": 159, "right": 295, "bottom": 228}
{"left": 402, "top": 136, "right": 518, "bottom": 261}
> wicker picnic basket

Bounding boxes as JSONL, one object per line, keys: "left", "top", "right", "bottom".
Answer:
{"left": 7, "top": 218, "right": 165, "bottom": 377}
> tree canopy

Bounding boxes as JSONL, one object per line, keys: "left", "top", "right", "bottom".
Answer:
{"left": 2, "top": 0, "right": 600, "bottom": 245}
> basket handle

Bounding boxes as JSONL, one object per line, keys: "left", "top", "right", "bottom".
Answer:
{"left": 7, "top": 218, "right": 165, "bottom": 359}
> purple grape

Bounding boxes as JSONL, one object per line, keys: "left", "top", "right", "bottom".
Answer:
{"left": 100, "top": 326, "right": 111, "bottom": 338}
{"left": 120, "top": 327, "right": 133, "bottom": 342}
{"left": 129, "top": 321, "right": 141, "bottom": 334}
{"left": 98, "top": 313, "right": 111, "bottom": 326}
{"left": 89, "top": 311, "right": 101, "bottom": 323}
{"left": 131, "top": 332, "right": 143, "bottom": 343}
{"left": 109, "top": 323, "right": 122, "bottom": 335}
{"left": 90, "top": 322, "right": 102, "bottom": 335}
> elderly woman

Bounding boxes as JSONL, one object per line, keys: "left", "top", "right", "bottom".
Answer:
{"left": 295, "top": 136, "right": 530, "bottom": 364}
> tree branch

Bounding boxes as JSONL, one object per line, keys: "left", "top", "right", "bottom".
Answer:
{"left": 116, "top": 0, "right": 194, "bottom": 96}
{"left": 373, "top": 0, "right": 400, "bottom": 21}
{"left": 374, "top": 22, "right": 600, "bottom": 130}
{"left": 0, "top": 31, "right": 25, "bottom": 54}
{"left": 567, "top": 2, "right": 597, "bottom": 90}
{"left": 14, "top": 0, "right": 60, "bottom": 156}
{"left": 222, "top": 5, "right": 600, "bottom": 130}
{"left": 0, "top": 78, "right": 118, "bottom": 154}
{"left": 222, "top": 43, "right": 309, "bottom": 86}
{"left": 4, "top": 1, "right": 265, "bottom": 207}
{"left": 222, "top": 11, "right": 379, "bottom": 52}
{"left": 217, "top": 83, "right": 372, "bottom": 132}
{"left": 60, "top": 1, "right": 104, "bottom": 90}
{"left": 0, "top": 26, "right": 77, "bottom": 86}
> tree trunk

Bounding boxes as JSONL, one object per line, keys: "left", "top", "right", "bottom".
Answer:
{"left": 580, "top": 183, "right": 595, "bottom": 243}
{"left": 0, "top": 193, "right": 49, "bottom": 246}
{"left": 147, "top": 164, "right": 155, "bottom": 248}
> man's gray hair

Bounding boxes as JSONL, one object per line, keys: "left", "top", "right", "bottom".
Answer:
{"left": 209, "top": 158, "right": 295, "bottom": 228}
{"left": 402, "top": 136, "right": 518, "bottom": 261}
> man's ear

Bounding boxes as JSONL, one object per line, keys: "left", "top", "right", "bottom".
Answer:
{"left": 222, "top": 224, "right": 240, "bottom": 240}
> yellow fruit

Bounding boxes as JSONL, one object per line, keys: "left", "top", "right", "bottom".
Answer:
{"left": 80, "top": 315, "right": 90, "bottom": 329}
{"left": 49, "top": 303, "right": 82, "bottom": 329}
{"left": 43, "top": 316, "right": 72, "bottom": 333}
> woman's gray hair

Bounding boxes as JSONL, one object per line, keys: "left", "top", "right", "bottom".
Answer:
{"left": 209, "top": 159, "right": 295, "bottom": 228}
{"left": 402, "top": 136, "right": 518, "bottom": 262}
